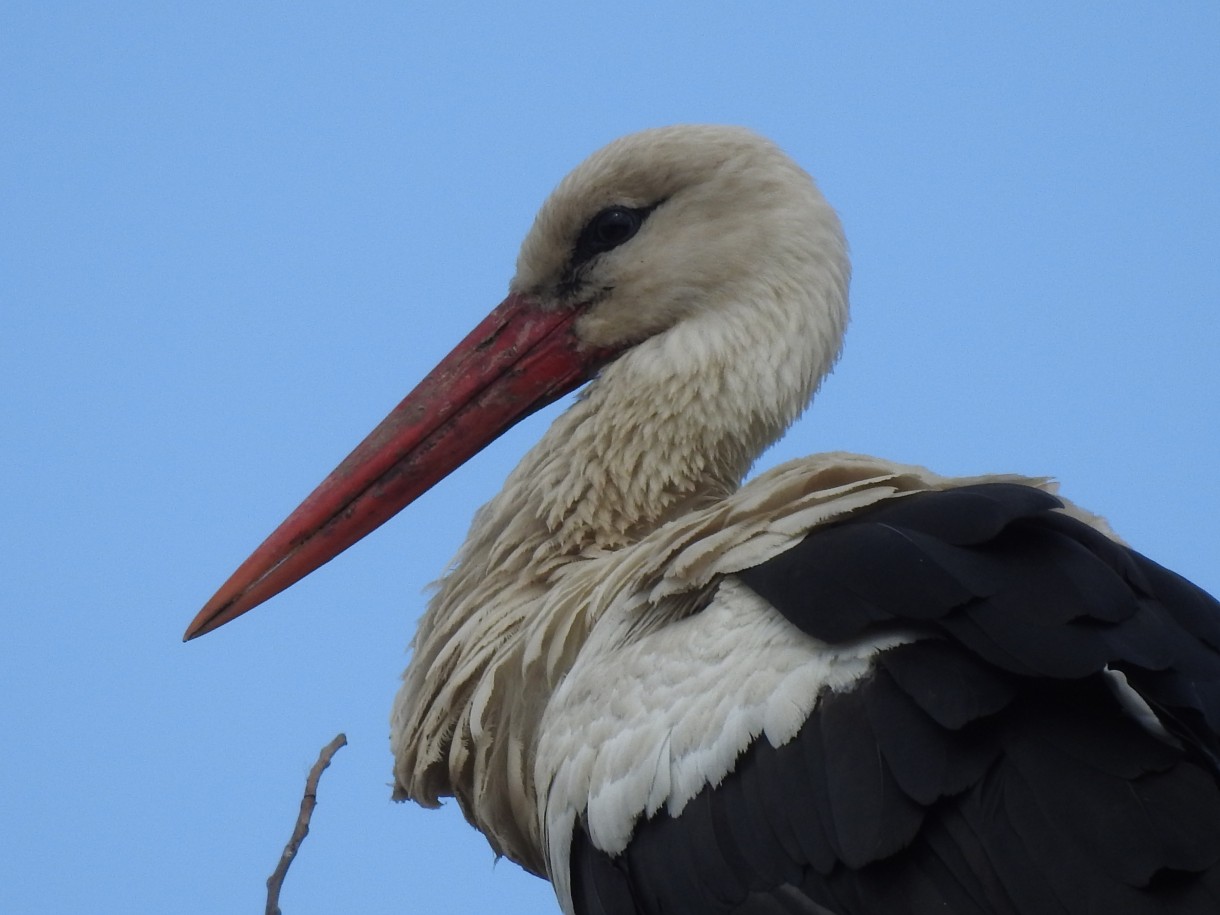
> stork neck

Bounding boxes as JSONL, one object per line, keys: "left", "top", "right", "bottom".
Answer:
{"left": 393, "top": 274, "right": 849, "bottom": 871}
{"left": 507, "top": 376, "right": 748, "bottom": 553}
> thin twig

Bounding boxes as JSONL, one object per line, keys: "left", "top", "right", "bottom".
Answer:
{"left": 266, "top": 733, "right": 348, "bottom": 915}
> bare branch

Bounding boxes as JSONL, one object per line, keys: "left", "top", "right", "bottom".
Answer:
{"left": 266, "top": 733, "right": 348, "bottom": 915}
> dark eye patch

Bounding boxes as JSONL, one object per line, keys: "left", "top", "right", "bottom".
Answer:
{"left": 570, "top": 203, "right": 659, "bottom": 267}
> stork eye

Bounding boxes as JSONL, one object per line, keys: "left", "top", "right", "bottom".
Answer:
{"left": 591, "top": 207, "right": 641, "bottom": 249}
{"left": 573, "top": 205, "right": 646, "bottom": 264}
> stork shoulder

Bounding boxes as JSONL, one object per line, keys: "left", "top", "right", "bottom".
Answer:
{"left": 556, "top": 471, "right": 1220, "bottom": 914}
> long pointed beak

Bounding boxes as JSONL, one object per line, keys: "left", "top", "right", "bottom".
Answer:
{"left": 185, "top": 293, "right": 614, "bottom": 640}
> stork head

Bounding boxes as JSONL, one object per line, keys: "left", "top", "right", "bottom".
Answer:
{"left": 514, "top": 125, "right": 846, "bottom": 351}
{"left": 185, "top": 125, "right": 849, "bottom": 640}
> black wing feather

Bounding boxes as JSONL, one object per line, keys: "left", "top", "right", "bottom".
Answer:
{"left": 571, "top": 483, "right": 1220, "bottom": 914}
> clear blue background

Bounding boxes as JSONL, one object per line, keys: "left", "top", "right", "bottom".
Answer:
{"left": 3, "top": 4, "right": 1217, "bottom": 913}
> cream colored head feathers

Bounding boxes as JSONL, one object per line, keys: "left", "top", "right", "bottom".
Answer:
{"left": 514, "top": 125, "right": 848, "bottom": 353}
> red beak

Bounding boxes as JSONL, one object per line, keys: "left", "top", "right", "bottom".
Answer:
{"left": 184, "top": 293, "right": 616, "bottom": 640}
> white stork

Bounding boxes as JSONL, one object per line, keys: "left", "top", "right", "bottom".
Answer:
{"left": 187, "top": 125, "right": 1220, "bottom": 914}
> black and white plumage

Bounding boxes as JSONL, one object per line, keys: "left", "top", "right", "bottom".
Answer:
{"left": 572, "top": 484, "right": 1220, "bottom": 913}
{"left": 187, "top": 126, "right": 1220, "bottom": 914}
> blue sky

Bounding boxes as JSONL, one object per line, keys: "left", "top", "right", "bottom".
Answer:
{"left": 3, "top": 4, "right": 1218, "bottom": 913}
